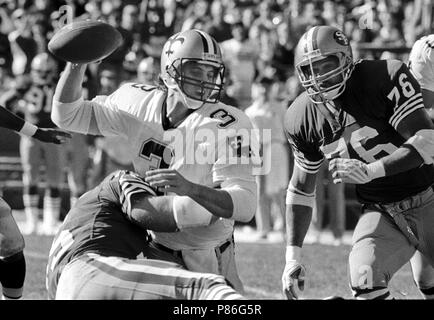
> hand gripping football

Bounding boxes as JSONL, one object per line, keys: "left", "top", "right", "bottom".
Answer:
{"left": 48, "top": 20, "right": 123, "bottom": 64}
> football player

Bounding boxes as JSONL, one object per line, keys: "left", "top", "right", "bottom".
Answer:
{"left": 282, "top": 26, "right": 434, "bottom": 300}
{"left": 51, "top": 29, "right": 259, "bottom": 293}
{"left": 46, "top": 170, "right": 244, "bottom": 300}
{"left": 0, "top": 101, "right": 70, "bottom": 300}
{"left": 1, "top": 52, "right": 67, "bottom": 236}
{"left": 406, "top": 34, "right": 434, "bottom": 299}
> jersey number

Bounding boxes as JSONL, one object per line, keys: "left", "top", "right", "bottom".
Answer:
{"left": 387, "top": 72, "right": 416, "bottom": 104}
{"left": 210, "top": 109, "right": 236, "bottom": 128}
{"left": 139, "top": 139, "right": 174, "bottom": 171}
{"left": 322, "top": 126, "right": 397, "bottom": 163}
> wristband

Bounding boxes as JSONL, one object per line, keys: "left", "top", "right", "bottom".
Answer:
{"left": 365, "top": 160, "right": 386, "bottom": 180}
{"left": 19, "top": 122, "right": 38, "bottom": 137}
{"left": 285, "top": 245, "right": 301, "bottom": 263}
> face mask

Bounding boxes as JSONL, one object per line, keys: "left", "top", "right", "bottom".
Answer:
{"left": 164, "top": 78, "right": 205, "bottom": 110}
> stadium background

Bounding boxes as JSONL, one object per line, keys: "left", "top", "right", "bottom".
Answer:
{"left": 0, "top": 0, "right": 431, "bottom": 299}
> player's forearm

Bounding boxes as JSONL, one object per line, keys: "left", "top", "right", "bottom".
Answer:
{"left": 285, "top": 205, "right": 313, "bottom": 248}
{"left": 0, "top": 106, "right": 37, "bottom": 136}
{"left": 53, "top": 63, "right": 87, "bottom": 103}
{"left": 187, "top": 184, "right": 234, "bottom": 219}
{"left": 130, "top": 195, "right": 179, "bottom": 232}
{"left": 379, "top": 145, "right": 425, "bottom": 176}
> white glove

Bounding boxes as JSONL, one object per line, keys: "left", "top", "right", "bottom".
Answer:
{"left": 328, "top": 158, "right": 385, "bottom": 184}
{"left": 282, "top": 246, "right": 306, "bottom": 300}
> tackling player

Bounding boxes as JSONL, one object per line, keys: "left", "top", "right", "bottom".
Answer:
{"left": 406, "top": 34, "right": 434, "bottom": 299}
{"left": 282, "top": 26, "right": 434, "bottom": 300}
{"left": 51, "top": 29, "right": 259, "bottom": 292}
{"left": 0, "top": 100, "right": 70, "bottom": 300}
{"left": 46, "top": 170, "right": 244, "bottom": 300}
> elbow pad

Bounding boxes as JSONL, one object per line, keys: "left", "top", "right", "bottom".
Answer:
{"left": 406, "top": 129, "right": 434, "bottom": 165}
{"left": 221, "top": 178, "right": 257, "bottom": 223}
{"left": 51, "top": 96, "right": 92, "bottom": 134}
{"left": 172, "top": 196, "right": 214, "bottom": 229}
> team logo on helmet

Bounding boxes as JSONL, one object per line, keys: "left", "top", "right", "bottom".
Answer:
{"left": 333, "top": 31, "right": 349, "bottom": 46}
{"left": 165, "top": 36, "right": 185, "bottom": 58}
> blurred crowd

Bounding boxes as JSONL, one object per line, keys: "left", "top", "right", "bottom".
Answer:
{"left": 0, "top": 0, "right": 432, "bottom": 240}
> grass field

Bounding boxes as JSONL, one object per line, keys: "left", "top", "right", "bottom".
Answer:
{"left": 19, "top": 224, "right": 423, "bottom": 300}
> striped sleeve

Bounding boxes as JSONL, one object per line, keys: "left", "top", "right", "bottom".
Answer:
{"left": 288, "top": 138, "right": 324, "bottom": 174}
{"left": 386, "top": 62, "right": 425, "bottom": 130}
{"left": 118, "top": 171, "right": 157, "bottom": 218}
{"left": 389, "top": 92, "right": 425, "bottom": 129}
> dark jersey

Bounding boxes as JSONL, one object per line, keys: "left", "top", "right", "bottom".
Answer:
{"left": 1, "top": 79, "right": 56, "bottom": 128}
{"left": 284, "top": 59, "right": 434, "bottom": 204}
{"left": 46, "top": 170, "right": 157, "bottom": 296}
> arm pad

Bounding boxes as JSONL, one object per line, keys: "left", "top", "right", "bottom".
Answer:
{"left": 221, "top": 178, "right": 257, "bottom": 223}
{"left": 172, "top": 196, "right": 214, "bottom": 229}
{"left": 405, "top": 129, "right": 434, "bottom": 165}
{"left": 51, "top": 96, "right": 92, "bottom": 134}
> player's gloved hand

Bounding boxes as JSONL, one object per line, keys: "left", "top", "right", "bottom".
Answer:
{"left": 33, "top": 128, "right": 72, "bottom": 144}
{"left": 282, "top": 246, "right": 306, "bottom": 300}
{"left": 328, "top": 158, "right": 385, "bottom": 184}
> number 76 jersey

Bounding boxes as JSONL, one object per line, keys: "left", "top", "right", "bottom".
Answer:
{"left": 285, "top": 59, "right": 434, "bottom": 204}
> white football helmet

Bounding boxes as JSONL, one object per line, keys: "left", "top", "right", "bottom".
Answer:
{"left": 31, "top": 52, "right": 58, "bottom": 85}
{"left": 160, "top": 29, "right": 225, "bottom": 109}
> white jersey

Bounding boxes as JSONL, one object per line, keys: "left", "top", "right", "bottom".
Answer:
{"left": 86, "top": 83, "right": 259, "bottom": 250}
{"left": 409, "top": 34, "right": 434, "bottom": 91}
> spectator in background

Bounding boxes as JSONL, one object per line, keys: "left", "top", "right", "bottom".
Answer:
{"left": 181, "top": 0, "right": 210, "bottom": 31}
{"left": 8, "top": 9, "right": 38, "bottom": 76}
{"left": 245, "top": 76, "right": 289, "bottom": 241}
{"left": 205, "top": 0, "right": 232, "bottom": 43}
{"left": 271, "top": 20, "right": 295, "bottom": 82}
{"left": 221, "top": 22, "right": 259, "bottom": 110}
{"left": 136, "top": 57, "right": 158, "bottom": 85}
{"left": 141, "top": 0, "right": 172, "bottom": 58}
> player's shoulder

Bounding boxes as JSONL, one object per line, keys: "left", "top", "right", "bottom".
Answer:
{"left": 284, "top": 92, "right": 313, "bottom": 135}
{"left": 353, "top": 59, "right": 406, "bottom": 82}
{"left": 112, "top": 82, "right": 159, "bottom": 100}
{"left": 108, "top": 82, "right": 163, "bottom": 114}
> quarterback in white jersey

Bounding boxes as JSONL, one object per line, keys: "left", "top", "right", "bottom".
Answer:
{"left": 407, "top": 34, "right": 434, "bottom": 299}
{"left": 51, "top": 29, "right": 260, "bottom": 292}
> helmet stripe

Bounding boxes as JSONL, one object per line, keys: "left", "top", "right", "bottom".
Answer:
{"left": 195, "top": 30, "right": 214, "bottom": 54}
{"left": 196, "top": 30, "right": 209, "bottom": 53}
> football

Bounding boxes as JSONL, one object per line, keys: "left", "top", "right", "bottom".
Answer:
{"left": 48, "top": 20, "right": 123, "bottom": 64}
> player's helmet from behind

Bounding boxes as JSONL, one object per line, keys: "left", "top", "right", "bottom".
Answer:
{"left": 31, "top": 52, "right": 58, "bottom": 85}
{"left": 160, "top": 29, "right": 225, "bottom": 109}
{"left": 294, "top": 26, "right": 353, "bottom": 103}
